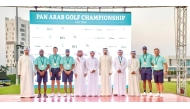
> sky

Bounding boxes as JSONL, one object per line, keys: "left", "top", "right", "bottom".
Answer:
{"left": 0, "top": 7, "right": 190, "bottom": 66}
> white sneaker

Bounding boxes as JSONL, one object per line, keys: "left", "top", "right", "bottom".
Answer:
{"left": 50, "top": 93, "right": 54, "bottom": 97}
{"left": 160, "top": 93, "right": 163, "bottom": 98}
{"left": 142, "top": 92, "right": 147, "bottom": 96}
{"left": 149, "top": 92, "right": 153, "bottom": 97}
{"left": 63, "top": 93, "right": 67, "bottom": 97}
{"left": 57, "top": 93, "right": 61, "bottom": 97}
{"left": 70, "top": 93, "right": 74, "bottom": 97}
{"left": 155, "top": 93, "right": 160, "bottom": 97}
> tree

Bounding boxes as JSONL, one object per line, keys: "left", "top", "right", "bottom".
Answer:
{"left": 0, "top": 65, "right": 9, "bottom": 73}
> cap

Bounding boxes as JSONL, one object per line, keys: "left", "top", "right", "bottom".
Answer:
{"left": 65, "top": 49, "right": 70, "bottom": 52}
{"left": 131, "top": 51, "right": 136, "bottom": 53}
{"left": 90, "top": 51, "right": 95, "bottom": 53}
{"left": 142, "top": 46, "right": 147, "bottom": 50}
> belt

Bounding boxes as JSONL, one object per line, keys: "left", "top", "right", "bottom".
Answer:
{"left": 51, "top": 68, "right": 60, "bottom": 69}
{"left": 141, "top": 67, "right": 151, "bottom": 69}
{"left": 40, "top": 70, "right": 44, "bottom": 72}
{"left": 154, "top": 70, "right": 163, "bottom": 72}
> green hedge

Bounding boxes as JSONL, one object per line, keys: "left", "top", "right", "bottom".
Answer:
{"left": 7, "top": 74, "right": 20, "bottom": 84}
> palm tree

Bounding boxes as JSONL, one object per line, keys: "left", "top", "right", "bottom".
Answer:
{"left": 0, "top": 65, "right": 9, "bottom": 73}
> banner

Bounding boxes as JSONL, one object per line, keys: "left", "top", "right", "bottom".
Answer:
{"left": 30, "top": 11, "right": 131, "bottom": 88}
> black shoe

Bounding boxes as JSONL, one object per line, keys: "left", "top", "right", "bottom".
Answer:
{"left": 37, "top": 94, "right": 41, "bottom": 98}
{"left": 44, "top": 94, "right": 48, "bottom": 98}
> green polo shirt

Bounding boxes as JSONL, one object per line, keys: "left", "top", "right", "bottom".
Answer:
{"left": 34, "top": 56, "right": 49, "bottom": 70}
{"left": 61, "top": 56, "right": 75, "bottom": 70}
{"left": 152, "top": 55, "right": 166, "bottom": 70}
{"left": 139, "top": 53, "right": 153, "bottom": 68}
{"left": 49, "top": 54, "right": 62, "bottom": 68}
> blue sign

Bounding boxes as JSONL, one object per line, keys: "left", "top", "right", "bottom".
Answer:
{"left": 30, "top": 11, "right": 131, "bottom": 25}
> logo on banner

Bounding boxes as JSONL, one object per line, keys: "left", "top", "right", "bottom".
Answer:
{"left": 122, "top": 27, "right": 125, "bottom": 31}
{"left": 109, "top": 37, "right": 114, "bottom": 39}
{"left": 118, "top": 37, "right": 127, "bottom": 39}
{"left": 97, "top": 37, "right": 105, "bottom": 39}
{"left": 85, "top": 44, "right": 89, "bottom": 47}
{"left": 84, "top": 53, "right": 88, "bottom": 56}
{"left": 45, "top": 45, "right": 53, "bottom": 47}
{"left": 108, "top": 46, "right": 117, "bottom": 48}
{"left": 73, "top": 36, "right": 77, "bottom": 38}
{"left": 72, "top": 45, "right": 77, "bottom": 48}
{"left": 49, "top": 35, "right": 52, "bottom": 38}
{"left": 106, "top": 29, "right": 113, "bottom": 31}
{"left": 60, "top": 36, "right": 65, "bottom": 39}
{"left": 61, "top": 27, "right": 64, "bottom": 30}
{"left": 85, "top": 28, "right": 93, "bottom": 31}
{"left": 47, "top": 27, "right": 52, "bottom": 31}
{"left": 61, "top": 44, "right": 64, "bottom": 47}
{"left": 35, "top": 45, "right": 41, "bottom": 47}
{"left": 36, "top": 26, "right": 39, "bottom": 30}
{"left": 121, "top": 46, "right": 127, "bottom": 48}
{"left": 98, "top": 53, "right": 101, "bottom": 55}
{"left": 97, "top": 28, "right": 102, "bottom": 31}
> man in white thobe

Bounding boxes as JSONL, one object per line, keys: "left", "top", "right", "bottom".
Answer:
{"left": 127, "top": 51, "right": 140, "bottom": 96}
{"left": 18, "top": 47, "right": 36, "bottom": 98}
{"left": 113, "top": 50, "right": 127, "bottom": 96}
{"left": 99, "top": 48, "right": 113, "bottom": 96}
{"left": 74, "top": 50, "right": 87, "bottom": 97}
{"left": 86, "top": 51, "right": 99, "bottom": 97}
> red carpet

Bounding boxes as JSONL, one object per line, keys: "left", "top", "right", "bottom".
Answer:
{"left": 0, "top": 93, "right": 189, "bottom": 102}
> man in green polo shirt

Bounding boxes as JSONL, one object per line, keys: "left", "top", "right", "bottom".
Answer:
{"left": 139, "top": 46, "right": 154, "bottom": 96}
{"left": 49, "top": 47, "right": 62, "bottom": 97}
{"left": 34, "top": 49, "right": 49, "bottom": 98}
{"left": 60, "top": 49, "right": 75, "bottom": 97}
{"left": 152, "top": 48, "right": 168, "bottom": 98}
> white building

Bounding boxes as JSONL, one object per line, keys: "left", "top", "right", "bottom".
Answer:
{"left": 5, "top": 17, "right": 30, "bottom": 67}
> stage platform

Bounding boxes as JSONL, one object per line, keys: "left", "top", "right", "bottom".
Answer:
{"left": 0, "top": 93, "right": 189, "bottom": 102}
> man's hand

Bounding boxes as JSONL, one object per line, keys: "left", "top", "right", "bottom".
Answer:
{"left": 67, "top": 70, "right": 71, "bottom": 75}
{"left": 131, "top": 71, "right": 135, "bottom": 74}
{"left": 99, "top": 73, "right": 101, "bottom": 76}
{"left": 117, "top": 69, "right": 121, "bottom": 73}
{"left": 91, "top": 70, "right": 95, "bottom": 73}
{"left": 50, "top": 72, "right": 52, "bottom": 77}
{"left": 109, "top": 73, "right": 112, "bottom": 76}
{"left": 41, "top": 71, "right": 45, "bottom": 76}
{"left": 139, "top": 69, "right": 141, "bottom": 75}
{"left": 58, "top": 71, "right": 62, "bottom": 76}
{"left": 75, "top": 74, "right": 78, "bottom": 78}
{"left": 84, "top": 73, "right": 87, "bottom": 77}
{"left": 18, "top": 75, "right": 21, "bottom": 76}
{"left": 164, "top": 71, "right": 167, "bottom": 76}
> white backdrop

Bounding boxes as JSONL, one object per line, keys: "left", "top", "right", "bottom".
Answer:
{"left": 30, "top": 11, "right": 131, "bottom": 88}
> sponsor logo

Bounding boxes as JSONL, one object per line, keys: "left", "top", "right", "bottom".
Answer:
{"left": 85, "top": 28, "right": 93, "bottom": 31}
{"left": 60, "top": 36, "right": 65, "bottom": 39}
{"left": 73, "top": 36, "right": 77, "bottom": 38}
{"left": 108, "top": 46, "right": 117, "bottom": 48}
{"left": 85, "top": 44, "right": 89, "bottom": 47}
{"left": 96, "top": 28, "right": 102, "bottom": 31}
{"left": 122, "top": 27, "right": 125, "bottom": 31}
{"left": 32, "top": 36, "right": 43, "bottom": 38}
{"left": 35, "top": 45, "right": 41, "bottom": 47}
{"left": 83, "top": 53, "right": 88, "bottom": 56}
{"left": 97, "top": 37, "right": 105, "bottom": 39}
{"left": 61, "top": 44, "right": 64, "bottom": 47}
{"left": 109, "top": 37, "right": 114, "bottom": 39}
{"left": 47, "top": 27, "right": 52, "bottom": 30}
{"left": 121, "top": 46, "right": 127, "bottom": 48}
{"left": 36, "top": 26, "right": 39, "bottom": 29}
{"left": 118, "top": 37, "right": 127, "bottom": 39}
{"left": 98, "top": 53, "right": 101, "bottom": 55}
{"left": 72, "top": 45, "right": 77, "bottom": 48}
{"left": 84, "top": 37, "right": 91, "bottom": 39}
{"left": 61, "top": 27, "right": 64, "bottom": 30}
{"left": 49, "top": 35, "right": 52, "bottom": 38}
{"left": 106, "top": 29, "right": 113, "bottom": 31}
{"left": 45, "top": 45, "right": 54, "bottom": 47}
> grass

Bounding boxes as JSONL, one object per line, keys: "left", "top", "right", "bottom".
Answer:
{"left": 0, "top": 81, "right": 190, "bottom": 97}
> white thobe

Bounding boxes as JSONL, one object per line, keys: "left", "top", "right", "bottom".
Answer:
{"left": 127, "top": 58, "right": 140, "bottom": 96}
{"left": 74, "top": 57, "right": 87, "bottom": 96}
{"left": 86, "top": 57, "right": 99, "bottom": 96}
{"left": 99, "top": 55, "right": 113, "bottom": 96}
{"left": 18, "top": 55, "right": 36, "bottom": 97}
{"left": 113, "top": 56, "right": 127, "bottom": 95}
